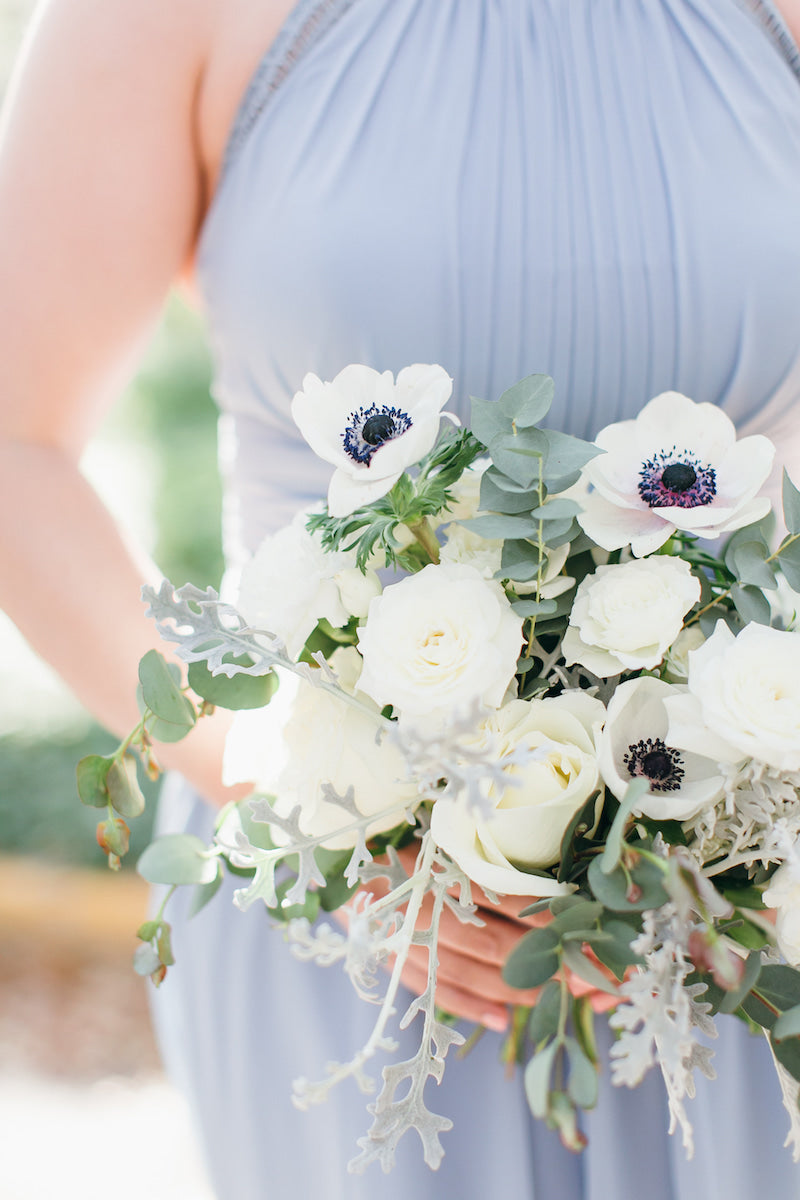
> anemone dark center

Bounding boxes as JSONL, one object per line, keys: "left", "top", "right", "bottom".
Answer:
{"left": 362, "top": 412, "right": 396, "bottom": 446}
{"left": 660, "top": 463, "right": 697, "bottom": 493}
{"left": 341, "top": 403, "right": 413, "bottom": 466}
{"left": 637, "top": 448, "right": 716, "bottom": 510}
{"left": 623, "top": 737, "right": 685, "bottom": 792}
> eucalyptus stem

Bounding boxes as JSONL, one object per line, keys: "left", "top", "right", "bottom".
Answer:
{"left": 685, "top": 530, "right": 800, "bottom": 627}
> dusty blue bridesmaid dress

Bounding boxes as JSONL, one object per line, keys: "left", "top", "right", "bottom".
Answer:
{"left": 152, "top": 2, "right": 800, "bottom": 1196}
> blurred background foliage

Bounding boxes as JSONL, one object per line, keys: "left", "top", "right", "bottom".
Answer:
{"left": 0, "top": 1, "right": 223, "bottom": 869}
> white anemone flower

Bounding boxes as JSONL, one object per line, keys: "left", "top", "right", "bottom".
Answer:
{"left": 597, "top": 676, "right": 725, "bottom": 822}
{"left": 577, "top": 392, "right": 774, "bottom": 556}
{"left": 291, "top": 363, "right": 456, "bottom": 517}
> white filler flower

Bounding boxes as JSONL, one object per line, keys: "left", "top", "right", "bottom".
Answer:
{"left": 237, "top": 511, "right": 381, "bottom": 661}
{"left": 763, "top": 858, "right": 800, "bottom": 967}
{"left": 577, "top": 392, "right": 774, "bottom": 556}
{"left": 665, "top": 621, "right": 800, "bottom": 773}
{"left": 292, "top": 363, "right": 455, "bottom": 517}
{"left": 356, "top": 563, "right": 523, "bottom": 724}
{"left": 597, "top": 676, "right": 724, "bottom": 822}
{"left": 563, "top": 556, "right": 701, "bottom": 677}
{"left": 430, "top": 693, "right": 605, "bottom": 895}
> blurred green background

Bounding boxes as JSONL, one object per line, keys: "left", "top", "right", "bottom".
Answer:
{"left": 0, "top": 1, "right": 223, "bottom": 867}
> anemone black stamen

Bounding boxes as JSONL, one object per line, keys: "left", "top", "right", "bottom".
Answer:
{"left": 623, "top": 736, "right": 685, "bottom": 792}
{"left": 638, "top": 447, "right": 716, "bottom": 509}
{"left": 342, "top": 403, "right": 412, "bottom": 466}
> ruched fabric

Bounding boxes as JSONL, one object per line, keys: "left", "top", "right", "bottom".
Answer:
{"left": 153, "top": 2, "right": 800, "bottom": 1196}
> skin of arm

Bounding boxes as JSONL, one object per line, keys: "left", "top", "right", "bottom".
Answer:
{"left": 0, "top": 0, "right": 244, "bottom": 802}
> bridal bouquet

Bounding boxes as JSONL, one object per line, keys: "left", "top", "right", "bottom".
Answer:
{"left": 79, "top": 365, "right": 800, "bottom": 1171}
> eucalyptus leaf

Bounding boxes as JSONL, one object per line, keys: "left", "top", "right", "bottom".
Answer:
{"left": 599, "top": 779, "right": 650, "bottom": 875}
{"left": 498, "top": 374, "right": 554, "bottom": 427}
{"left": 512, "top": 598, "right": 559, "bottom": 619}
{"left": 564, "top": 1036, "right": 599, "bottom": 1109}
{"left": 528, "top": 981, "right": 562, "bottom": 1044}
{"left": 491, "top": 428, "right": 549, "bottom": 487}
{"left": 502, "top": 926, "right": 561, "bottom": 990}
{"left": 754, "top": 965, "right": 800, "bottom": 1014}
{"left": 530, "top": 498, "right": 581, "bottom": 522}
{"left": 524, "top": 1041, "right": 558, "bottom": 1119}
{"left": 777, "top": 535, "right": 800, "bottom": 591}
{"left": 549, "top": 900, "right": 603, "bottom": 936}
{"left": 718, "top": 950, "right": 762, "bottom": 1015}
{"left": 730, "top": 583, "right": 772, "bottom": 626}
{"left": 773, "top": 1004, "right": 800, "bottom": 1042}
{"left": 106, "top": 756, "right": 146, "bottom": 819}
{"left": 459, "top": 513, "right": 539, "bottom": 540}
{"left": 561, "top": 942, "right": 619, "bottom": 996}
{"left": 470, "top": 396, "right": 512, "bottom": 448}
{"left": 587, "top": 854, "right": 669, "bottom": 913}
{"left": 730, "top": 541, "right": 777, "bottom": 590}
{"left": 479, "top": 470, "right": 538, "bottom": 515}
{"left": 157, "top": 924, "right": 175, "bottom": 967}
{"left": 542, "top": 518, "right": 579, "bottom": 547}
{"left": 591, "top": 919, "right": 643, "bottom": 979}
{"left": 137, "top": 833, "right": 220, "bottom": 886}
{"left": 773, "top": 1032, "right": 800, "bottom": 1084}
{"left": 188, "top": 658, "right": 279, "bottom": 710}
{"left": 76, "top": 754, "right": 112, "bottom": 808}
{"left": 501, "top": 538, "right": 542, "bottom": 582}
{"left": 138, "top": 649, "right": 196, "bottom": 726}
{"left": 540, "top": 429, "right": 601, "bottom": 489}
{"left": 783, "top": 470, "right": 800, "bottom": 536}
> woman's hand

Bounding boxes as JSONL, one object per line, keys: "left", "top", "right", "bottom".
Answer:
{"left": 340, "top": 843, "right": 618, "bottom": 1033}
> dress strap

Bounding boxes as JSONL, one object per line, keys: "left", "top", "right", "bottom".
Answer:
{"left": 221, "top": 0, "right": 357, "bottom": 181}
{"left": 734, "top": 0, "right": 800, "bottom": 83}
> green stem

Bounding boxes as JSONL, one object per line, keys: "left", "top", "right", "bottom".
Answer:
{"left": 407, "top": 518, "right": 440, "bottom": 564}
{"left": 685, "top": 531, "right": 800, "bottom": 627}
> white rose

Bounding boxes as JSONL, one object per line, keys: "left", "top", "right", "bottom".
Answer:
{"left": 333, "top": 566, "right": 382, "bottom": 618}
{"left": 665, "top": 621, "right": 800, "bottom": 772}
{"left": 356, "top": 563, "right": 523, "bottom": 723}
{"left": 763, "top": 860, "right": 800, "bottom": 966}
{"left": 597, "top": 676, "right": 724, "bottom": 822}
{"left": 562, "top": 556, "right": 701, "bottom": 677}
{"left": 430, "top": 694, "right": 605, "bottom": 895}
{"left": 577, "top": 392, "right": 774, "bottom": 557}
{"left": 237, "top": 511, "right": 381, "bottom": 660}
{"left": 291, "top": 363, "right": 456, "bottom": 517}
{"left": 224, "top": 658, "right": 419, "bottom": 850}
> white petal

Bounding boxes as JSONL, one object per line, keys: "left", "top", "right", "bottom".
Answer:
{"left": 577, "top": 491, "right": 672, "bottom": 555}
{"left": 562, "top": 624, "right": 624, "bottom": 677}
{"left": 327, "top": 466, "right": 401, "bottom": 517}
{"left": 637, "top": 393, "right": 736, "bottom": 461}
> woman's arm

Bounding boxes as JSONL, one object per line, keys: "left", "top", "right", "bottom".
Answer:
{"left": 774, "top": 0, "right": 800, "bottom": 49}
{"left": 0, "top": 0, "right": 241, "bottom": 802}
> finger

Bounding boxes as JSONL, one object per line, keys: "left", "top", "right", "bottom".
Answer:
{"left": 399, "top": 956, "right": 510, "bottom": 1032}
{"left": 403, "top": 940, "right": 541, "bottom": 1009}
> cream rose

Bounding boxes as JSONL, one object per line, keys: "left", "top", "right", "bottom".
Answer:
{"left": 665, "top": 621, "right": 800, "bottom": 772}
{"left": 430, "top": 693, "right": 605, "bottom": 896}
{"left": 224, "top": 654, "right": 419, "bottom": 850}
{"left": 763, "top": 860, "right": 800, "bottom": 966}
{"left": 356, "top": 563, "right": 523, "bottom": 723}
{"left": 237, "top": 511, "right": 381, "bottom": 660}
{"left": 562, "top": 556, "right": 701, "bottom": 677}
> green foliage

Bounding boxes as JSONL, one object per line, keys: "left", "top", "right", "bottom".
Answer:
{"left": 308, "top": 428, "right": 484, "bottom": 570}
{"left": 137, "top": 832, "right": 220, "bottom": 886}
{"left": 106, "top": 755, "right": 146, "bottom": 819}
{"left": 188, "top": 658, "right": 280, "bottom": 710}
